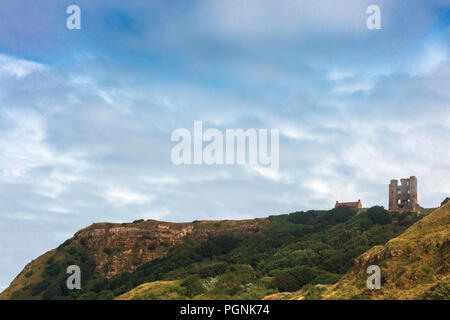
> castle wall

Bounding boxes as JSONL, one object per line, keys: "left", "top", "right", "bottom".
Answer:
{"left": 388, "top": 176, "right": 418, "bottom": 212}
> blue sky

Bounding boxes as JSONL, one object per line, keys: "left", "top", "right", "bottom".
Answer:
{"left": 0, "top": 0, "right": 449, "bottom": 291}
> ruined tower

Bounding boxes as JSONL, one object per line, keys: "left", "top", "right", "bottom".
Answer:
{"left": 388, "top": 176, "right": 419, "bottom": 212}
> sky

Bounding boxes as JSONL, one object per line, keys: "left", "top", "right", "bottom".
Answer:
{"left": 0, "top": 0, "right": 449, "bottom": 291}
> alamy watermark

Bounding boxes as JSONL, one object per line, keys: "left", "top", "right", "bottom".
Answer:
{"left": 366, "top": 265, "right": 381, "bottom": 290}
{"left": 171, "top": 121, "right": 279, "bottom": 172}
{"left": 366, "top": 5, "right": 381, "bottom": 30}
{"left": 66, "top": 5, "right": 81, "bottom": 30}
{"left": 65, "top": 4, "right": 379, "bottom": 31}
{"left": 65, "top": 5, "right": 380, "bottom": 31}
{"left": 66, "top": 265, "right": 81, "bottom": 290}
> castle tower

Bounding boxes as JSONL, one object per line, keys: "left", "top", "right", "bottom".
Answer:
{"left": 388, "top": 176, "right": 419, "bottom": 212}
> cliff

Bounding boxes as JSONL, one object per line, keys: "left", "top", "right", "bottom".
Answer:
{"left": 2, "top": 205, "right": 443, "bottom": 300}
{"left": 0, "top": 218, "right": 267, "bottom": 299}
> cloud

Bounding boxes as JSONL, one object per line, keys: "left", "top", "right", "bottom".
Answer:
{"left": 193, "top": 0, "right": 369, "bottom": 41}
{"left": 0, "top": 1, "right": 449, "bottom": 292}
{"left": 412, "top": 43, "right": 448, "bottom": 76}
{"left": 0, "top": 54, "right": 44, "bottom": 79}
{"left": 327, "top": 70, "right": 354, "bottom": 81}
{"left": 103, "top": 186, "right": 153, "bottom": 205}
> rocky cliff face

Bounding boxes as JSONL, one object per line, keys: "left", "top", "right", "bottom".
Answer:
{"left": 353, "top": 246, "right": 403, "bottom": 270}
{"left": 0, "top": 218, "right": 267, "bottom": 299}
{"left": 72, "top": 219, "right": 267, "bottom": 278}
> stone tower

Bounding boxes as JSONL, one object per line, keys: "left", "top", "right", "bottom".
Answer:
{"left": 388, "top": 176, "right": 419, "bottom": 212}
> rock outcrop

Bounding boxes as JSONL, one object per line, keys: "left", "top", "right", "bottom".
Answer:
{"left": 71, "top": 219, "right": 267, "bottom": 278}
{"left": 353, "top": 247, "right": 403, "bottom": 270}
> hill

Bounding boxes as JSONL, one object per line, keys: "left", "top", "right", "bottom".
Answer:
{"left": 0, "top": 218, "right": 266, "bottom": 300}
{"left": 3, "top": 205, "right": 441, "bottom": 300}
{"left": 289, "top": 202, "right": 449, "bottom": 300}
{"left": 323, "top": 202, "right": 449, "bottom": 299}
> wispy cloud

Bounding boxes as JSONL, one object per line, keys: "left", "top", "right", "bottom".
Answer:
{"left": 0, "top": 54, "right": 44, "bottom": 79}
{"left": 0, "top": 0, "right": 449, "bottom": 290}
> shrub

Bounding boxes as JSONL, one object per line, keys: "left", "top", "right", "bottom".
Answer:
{"left": 31, "top": 279, "right": 51, "bottom": 296}
{"left": 181, "top": 275, "right": 205, "bottom": 298}
{"left": 42, "top": 282, "right": 63, "bottom": 300}
{"left": 271, "top": 266, "right": 316, "bottom": 292}
{"left": 330, "top": 206, "right": 355, "bottom": 223}
{"left": 196, "top": 235, "right": 242, "bottom": 258}
{"left": 366, "top": 206, "right": 391, "bottom": 225}
{"left": 197, "top": 263, "right": 231, "bottom": 278}
{"left": 44, "top": 262, "right": 63, "bottom": 277}
{"left": 422, "top": 282, "right": 450, "bottom": 300}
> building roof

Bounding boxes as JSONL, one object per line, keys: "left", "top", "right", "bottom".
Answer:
{"left": 335, "top": 200, "right": 360, "bottom": 207}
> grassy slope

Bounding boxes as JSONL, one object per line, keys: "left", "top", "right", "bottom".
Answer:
{"left": 322, "top": 203, "right": 449, "bottom": 300}
{"left": 2, "top": 206, "right": 435, "bottom": 300}
{"left": 0, "top": 249, "right": 56, "bottom": 300}
{"left": 0, "top": 218, "right": 267, "bottom": 300}
{"left": 115, "top": 280, "right": 183, "bottom": 300}
{"left": 108, "top": 208, "right": 425, "bottom": 300}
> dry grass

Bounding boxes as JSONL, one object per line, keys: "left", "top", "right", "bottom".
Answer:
{"left": 324, "top": 203, "right": 449, "bottom": 300}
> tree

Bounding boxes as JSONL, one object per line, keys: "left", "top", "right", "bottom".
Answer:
{"left": 366, "top": 206, "right": 391, "bottom": 225}
{"left": 182, "top": 275, "right": 204, "bottom": 298}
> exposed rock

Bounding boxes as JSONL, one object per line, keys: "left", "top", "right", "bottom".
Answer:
{"left": 353, "top": 247, "right": 403, "bottom": 270}
{"left": 73, "top": 219, "right": 266, "bottom": 278}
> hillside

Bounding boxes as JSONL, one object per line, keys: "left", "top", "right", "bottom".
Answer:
{"left": 316, "top": 202, "right": 449, "bottom": 300}
{"left": 2, "top": 205, "right": 440, "bottom": 300}
{"left": 0, "top": 218, "right": 266, "bottom": 300}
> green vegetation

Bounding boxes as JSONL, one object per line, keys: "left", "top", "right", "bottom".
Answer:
{"left": 324, "top": 203, "right": 449, "bottom": 300}
{"left": 422, "top": 281, "right": 450, "bottom": 300}
{"left": 2, "top": 206, "right": 428, "bottom": 300}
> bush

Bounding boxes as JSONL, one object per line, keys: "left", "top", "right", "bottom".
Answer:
{"left": 44, "top": 262, "right": 63, "bottom": 277}
{"left": 330, "top": 206, "right": 355, "bottom": 223}
{"left": 42, "top": 282, "right": 63, "bottom": 300}
{"left": 31, "top": 279, "right": 51, "bottom": 296}
{"left": 181, "top": 275, "right": 205, "bottom": 298}
{"left": 311, "top": 272, "right": 340, "bottom": 285}
{"left": 213, "top": 265, "right": 256, "bottom": 296}
{"left": 366, "top": 206, "right": 391, "bottom": 225}
{"left": 271, "top": 266, "right": 316, "bottom": 292}
{"left": 57, "top": 239, "right": 73, "bottom": 250}
{"left": 422, "top": 282, "right": 450, "bottom": 300}
{"left": 197, "top": 263, "right": 231, "bottom": 278}
{"left": 196, "top": 235, "right": 241, "bottom": 259}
